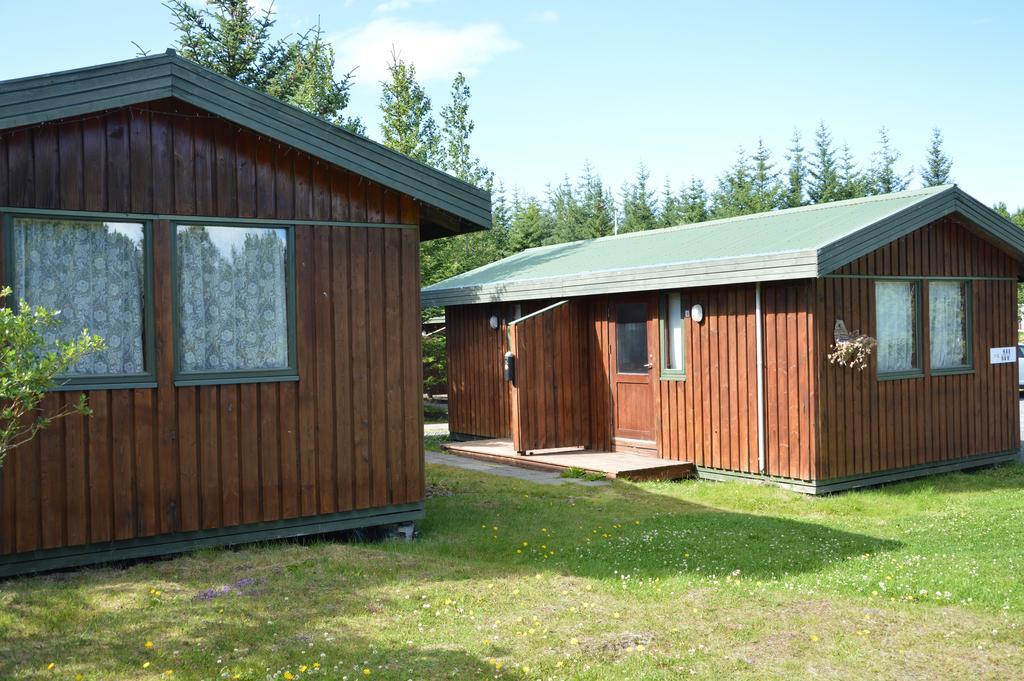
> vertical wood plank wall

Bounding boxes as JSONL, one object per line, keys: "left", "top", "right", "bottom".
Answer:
{"left": 508, "top": 301, "right": 591, "bottom": 452}
{"left": 0, "top": 100, "right": 424, "bottom": 557}
{"left": 815, "top": 216, "right": 1020, "bottom": 480}
{"left": 445, "top": 305, "right": 511, "bottom": 439}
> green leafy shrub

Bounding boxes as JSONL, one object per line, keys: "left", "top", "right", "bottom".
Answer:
{"left": 423, "top": 332, "right": 447, "bottom": 398}
{"left": 0, "top": 287, "right": 104, "bottom": 470}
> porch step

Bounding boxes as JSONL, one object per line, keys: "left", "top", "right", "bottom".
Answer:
{"left": 440, "top": 438, "right": 695, "bottom": 482}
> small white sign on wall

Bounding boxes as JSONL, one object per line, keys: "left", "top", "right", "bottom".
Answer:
{"left": 990, "top": 347, "right": 1016, "bottom": 364}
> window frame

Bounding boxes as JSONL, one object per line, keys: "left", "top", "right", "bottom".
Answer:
{"left": 1, "top": 211, "right": 157, "bottom": 391}
{"left": 874, "top": 278, "right": 924, "bottom": 381}
{"left": 658, "top": 291, "right": 686, "bottom": 381}
{"left": 170, "top": 220, "right": 298, "bottom": 387}
{"left": 927, "top": 278, "right": 974, "bottom": 376}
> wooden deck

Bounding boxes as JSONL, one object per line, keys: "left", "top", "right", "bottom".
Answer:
{"left": 441, "top": 438, "right": 695, "bottom": 481}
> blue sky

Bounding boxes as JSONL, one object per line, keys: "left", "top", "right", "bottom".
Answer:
{"left": 2, "top": 1, "right": 1022, "bottom": 208}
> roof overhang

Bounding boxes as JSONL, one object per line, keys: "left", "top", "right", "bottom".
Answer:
{"left": 0, "top": 51, "right": 491, "bottom": 239}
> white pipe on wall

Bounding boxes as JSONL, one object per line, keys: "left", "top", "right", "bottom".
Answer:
{"left": 755, "top": 281, "right": 766, "bottom": 474}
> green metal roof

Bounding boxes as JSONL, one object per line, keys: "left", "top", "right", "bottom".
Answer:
{"left": 0, "top": 51, "right": 490, "bottom": 239}
{"left": 422, "top": 185, "right": 1024, "bottom": 306}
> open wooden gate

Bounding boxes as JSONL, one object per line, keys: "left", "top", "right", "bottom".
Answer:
{"left": 508, "top": 300, "right": 591, "bottom": 453}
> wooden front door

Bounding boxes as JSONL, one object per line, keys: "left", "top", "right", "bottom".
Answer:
{"left": 609, "top": 298, "right": 656, "bottom": 445}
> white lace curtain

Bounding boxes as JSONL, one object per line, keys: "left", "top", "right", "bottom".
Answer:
{"left": 875, "top": 281, "right": 917, "bottom": 372}
{"left": 176, "top": 225, "right": 289, "bottom": 373}
{"left": 11, "top": 218, "right": 146, "bottom": 375}
{"left": 929, "top": 281, "right": 968, "bottom": 369}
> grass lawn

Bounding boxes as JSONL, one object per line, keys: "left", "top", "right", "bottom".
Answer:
{"left": 2, "top": 460, "right": 1023, "bottom": 680}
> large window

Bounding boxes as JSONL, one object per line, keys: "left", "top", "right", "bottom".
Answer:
{"left": 8, "top": 216, "right": 152, "bottom": 385}
{"left": 615, "top": 303, "right": 649, "bottom": 374}
{"left": 660, "top": 292, "right": 686, "bottom": 379}
{"left": 174, "top": 224, "right": 295, "bottom": 384}
{"left": 875, "top": 280, "right": 921, "bottom": 376}
{"left": 929, "top": 280, "right": 971, "bottom": 372}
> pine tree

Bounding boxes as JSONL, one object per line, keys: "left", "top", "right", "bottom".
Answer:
{"left": 711, "top": 148, "right": 755, "bottom": 218}
{"left": 619, "top": 164, "right": 658, "bottom": 233}
{"left": 507, "top": 193, "right": 551, "bottom": 252}
{"left": 921, "top": 127, "right": 953, "bottom": 186}
{"left": 379, "top": 49, "right": 439, "bottom": 165}
{"left": 867, "top": 126, "right": 910, "bottom": 195}
{"left": 808, "top": 122, "right": 841, "bottom": 204}
{"left": 749, "top": 139, "right": 784, "bottom": 213}
{"left": 783, "top": 129, "right": 807, "bottom": 208}
{"left": 440, "top": 72, "right": 491, "bottom": 188}
{"left": 164, "top": 0, "right": 360, "bottom": 130}
{"left": 576, "top": 163, "right": 616, "bottom": 239}
{"left": 659, "top": 179, "right": 686, "bottom": 227}
{"left": 681, "top": 178, "right": 710, "bottom": 224}
{"left": 836, "top": 143, "right": 868, "bottom": 200}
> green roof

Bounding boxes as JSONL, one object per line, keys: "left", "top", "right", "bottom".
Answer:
{"left": 0, "top": 51, "right": 490, "bottom": 239}
{"left": 422, "top": 185, "right": 1024, "bottom": 306}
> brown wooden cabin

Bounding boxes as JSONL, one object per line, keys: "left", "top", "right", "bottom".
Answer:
{"left": 424, "top": 186, "right": 1024, "bottom": 493}
{"left": 0, "top": 52, "right": 490, "bottom": 576}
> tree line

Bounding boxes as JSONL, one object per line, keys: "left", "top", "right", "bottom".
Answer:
{"left": 164, "top": 0, "right": 1024, "bottom": 294}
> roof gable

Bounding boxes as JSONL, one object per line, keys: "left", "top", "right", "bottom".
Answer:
{"left": 422, "top": 185, "right": 1024, "bottom": 306}
{"left": 0, "top": 51, "right": 490, "bottom": 238}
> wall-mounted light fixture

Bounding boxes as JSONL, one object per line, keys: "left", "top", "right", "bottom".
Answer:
{"left": 690, "top": 304, "right": 704, "bottom": 323}
{"left": 489, "top": 314, "right": 499, "bottom": 330}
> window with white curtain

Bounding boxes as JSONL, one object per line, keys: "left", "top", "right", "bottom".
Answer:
{"left": 10, "top": 216, "right": 149, "bottom": 380}
{"left": 175, "top": 224, "right": 293, "bottom": 378}
{"left": 929, "top": 280, "right": 970, "bottom": 370}
{"left": 875, "top": 280, "right": 920, "bottom": 375}
{"left": 661, "top": 292, "right": 685, "bottom": 377}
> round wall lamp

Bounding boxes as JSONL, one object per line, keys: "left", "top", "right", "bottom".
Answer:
{"left": 690, "top": 304, "right": 704, "bottom": 323}
{"left": 489, "top": 315, "right": 499, "bottom": 330}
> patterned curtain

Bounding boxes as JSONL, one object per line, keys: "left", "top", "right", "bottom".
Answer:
{"left": 875, "top": 281, "right": 917, "bottom": 372}
{"left": 929, "top": 281, "right": 968, "bottom": 368}
{"left": 177, "top": 225, "right": 289, "bottom": 372}
{"left": 11, "top": 218, "right": 145, "bottom": 375}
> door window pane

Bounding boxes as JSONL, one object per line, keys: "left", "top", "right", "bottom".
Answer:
{"left": 875, "top": 281, "right": 919, "bottom": 373}
{"left": 11, "top": 217, "right": 146, "bottom": 375}
{"left": 176, "top": 225, "right": 290, "bottom": 373}
{"left": 929, "top": 280, "right": 969, "bottom": 369}
{"left": 616, "top": 303, "right": 648, "bottom": 373}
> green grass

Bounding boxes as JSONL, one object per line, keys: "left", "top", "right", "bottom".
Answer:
{"left": 560, "top": 466, "right": 608, "bottom": 482}
{"left": 2, "top": 462, "right": 1024, "bottom": 680}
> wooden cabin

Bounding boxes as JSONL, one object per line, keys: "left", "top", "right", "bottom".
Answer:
{"left": 0, "top": 51, "right": 490, "bottom": 576}
{"left": 425, "top": 186, "right": 1024, "bottom": 493}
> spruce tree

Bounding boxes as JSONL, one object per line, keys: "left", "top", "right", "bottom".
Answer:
{"left": 836, "top": 143, "right": 868, "bottom": 200}
{"left": 783, "top": 129, "right": 807, "bottom": 208}
{"left": 659, "top": 179, "right": 686, "bottom": 227}
{"left": 867, "top": 126, "right": 909, "bottom": 195}
{"left": 921, "top": 127, "right": 953, "bottom": 186}
{"left": 379, "top": 50, "right": 439, "bottom": 165}
{"left": 750, "top": 139, "right": 784, "bottom": 213}
{"left": 681, "top": 178, "right": 710, "bottom": 223}
{"left": 711, "top": 148, "right": 755, "bottom": 218}
{"left": 164, "top": 0, "right": 360, "bottom": 130}
{"left": 507, "top": 194, "right": 552, "bottom": 252}
{"left": 619, "top": 164, "right": 658, "bottom": 233}
{"left": 808, "top": 122, "right": 841, "bottom": 204}
{"left": 577, "top": 163, "right": 616, "bottom": 238}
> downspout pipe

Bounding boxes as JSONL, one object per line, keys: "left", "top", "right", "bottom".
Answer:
{"left": 755, "top": 282, "right": 766, "bottom": 474}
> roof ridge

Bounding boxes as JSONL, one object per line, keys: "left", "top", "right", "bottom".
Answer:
{"left": 518, "top": 184, "right": 955, "bottom": 254}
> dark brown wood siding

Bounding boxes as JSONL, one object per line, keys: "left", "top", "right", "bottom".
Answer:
{"left": 0, "top": 102, "right": 424, "bottom": 557}
{"left": 508, "top": 301, "right": 591, "bottom": 452}
{"left": 445, "top": 305, "right": 511, "bottom": 439}
{"left": 814, "top": 215, "right": 1020, "bottom": 480}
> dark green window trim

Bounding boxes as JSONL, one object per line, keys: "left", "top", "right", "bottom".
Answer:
{"left": 170, "top": 221, "right": 299, "bottom": 387}
{"left": 1, "top": 211, "right": 158, "bottom": 391}
{"left": 875, "top": 278, "right": 924, "bottom": 380}
{"left": 659, "top": 292, "right": 686, "bottom": 381}
{"left": 927, "top": 279, "right": 974, "bottom": 374}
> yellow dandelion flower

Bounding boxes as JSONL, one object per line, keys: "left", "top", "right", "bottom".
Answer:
{"left": 145, "top": 641, "right": 154, "bottom": 649}
{"left": 556, "top": 660, "right": 564, "bottom": 668}
{"left": 362, "top": 668, "right": 372, "bottom": 676}
{"left": 811, "top": 635, "right": 819, "bottom": 642}
{"left": 47, "top": 663, "right": 55, "bottom": 671}
{"left": 313, "top": 663, "right": 320, "bottom": 670}
{"left": 300, "top": 665, "right": 308, "bottom": 672}
{"left": 522, "top": 541, "right": 528, "bottom": 547}
{"left": 143, "top": 662, "right": 151, "bottom": 669}
{"left": 164, "top": 672, "right": 174, "bottom": 678}
{"left": 284, "top": 673, "right": 294, "bottom": 680}
{"left": 613, "top": 612, "right": 621, "bottom": 619}
{"left": 570, "top": 637, "right": 579, "bottom": 645}
{"left": 522, "top": 666, "right": 531, "bottom": 673}
{"left": 636, "top": 644, "right": 646, "bottom": 651}
{"left": 154, "top": 590, "right": 161, "bottom": 596}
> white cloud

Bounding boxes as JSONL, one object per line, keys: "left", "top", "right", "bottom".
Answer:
{"left": 532, "top": 9, "right": 559, "bottom": 24}
{"left": 333, "top": 18, "right": 519, "bottom": 82}
{"left": 374, "top": 0, "right": 435, "bottom": 13}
